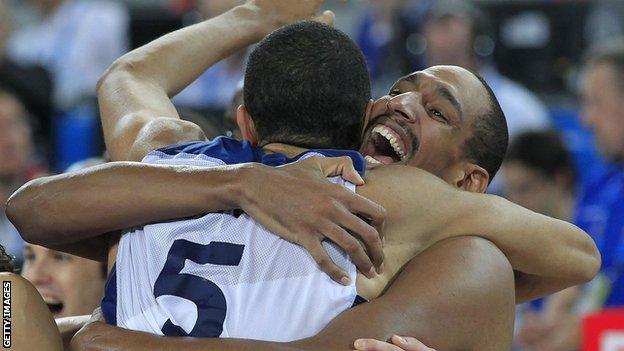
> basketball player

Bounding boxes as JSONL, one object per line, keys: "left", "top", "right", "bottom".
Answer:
{"left": 8, "top": 1, "right": 599, "bottom": 350}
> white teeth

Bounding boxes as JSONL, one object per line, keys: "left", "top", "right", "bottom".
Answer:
{"left": 372, "top": 125, "right": 406, "bottom": 159}
{"left": 365, "top": 155, "right": 382, "bottom": 164}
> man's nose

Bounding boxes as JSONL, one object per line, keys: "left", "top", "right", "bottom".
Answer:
{"left": 22, "top": 258, "right": 53, "bottom": 287}
{"left": 387, "top": 93, "right": 419, "bottom": 123}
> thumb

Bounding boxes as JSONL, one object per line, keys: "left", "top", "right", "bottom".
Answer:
{"left": 318, "top": 156, "right": 364, "bottom": 185}
{"left": 312, "top": 10, "right": 335, "bottom": 26}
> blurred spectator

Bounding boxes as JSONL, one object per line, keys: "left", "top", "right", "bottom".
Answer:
{"left": 6, "top": 0, "right": 129, "bottom": 111}
{"left": 0, "top": 90, "right": 48, "bottom": 266}
{"left": 516, "top": 38, "right": 624, "bottom": 351}
{"left": 421, "top": 0, "right": 550, "bottom": 140}
{"left": 504, "top": 131, "right": 575, "bottom": 219}
{"left": 576, "top": 39, "right": 624, "bottom": 308}
{"left": 355, "top": 0, "right": 407, "bottom": 97}
{"left": 173, "top": 0, "right": 247, "bottom": 121}
{"left": 6, "top": 0, "right": 129, "bottom": 169}
{"left": 20, "top": 243, "right": 106, "bottom": 318}
{"left": 0, "top": 1, "right": 53, "bottom": 152}
{"left": 503, "top": 131, "right": 580, "bottom": 351}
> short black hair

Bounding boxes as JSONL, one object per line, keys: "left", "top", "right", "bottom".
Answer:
{"left": 506, "top": 130, "right": 576, "bottom": 189}
{"left": 244, "top": 21, "right": 371, "bottom": 150}
{"left": 463, "top": 73, "right": 508, "bottom": 184}
{"left": 0, "top": 244, "right": 14, "bottom": 273}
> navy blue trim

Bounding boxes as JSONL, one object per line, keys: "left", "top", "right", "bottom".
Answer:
{"left": 101, "top": 263, "right": 117, "bottom": 325}
{"left": 351, "top": 294, "right": 368, "bottom": 308}
{"left": 155, "top": 137, "right": 366, "bottom": 176}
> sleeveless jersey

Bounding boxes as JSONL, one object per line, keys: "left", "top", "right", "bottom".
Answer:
{"left": 101, "top": 137, "right": 366, "bottom": 341}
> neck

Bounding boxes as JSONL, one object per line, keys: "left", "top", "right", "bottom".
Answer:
{"left": 262, "top": 143, "right": 309, "bottom": 158}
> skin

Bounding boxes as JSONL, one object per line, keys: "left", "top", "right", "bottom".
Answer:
{"left": 21, "top": 244, "right": 105, "bottom": 319}
{"left": 360, "top": 66, "right": 490, "bottom": 191}
{"left": 5, "top": 1, "right": 600, "bottom": 349}
{"left": 0, "top": 273, "right": 63, "bottom": 351}
{"left": 581, "top": 61, "right": 624, "bottom": 162}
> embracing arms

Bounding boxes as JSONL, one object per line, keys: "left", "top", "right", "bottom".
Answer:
{"left": 7, "top": 156, "right": 385, "bottom": 282}
{"left": 70, "top": 236, "right": 515, "bottom": 351}
{"left": 360, "top": 165, "right": 601, "bottom": 303}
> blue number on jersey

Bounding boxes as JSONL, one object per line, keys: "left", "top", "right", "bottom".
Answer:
{"left": 154, "top": 239, "right": 245, "bottom": 336}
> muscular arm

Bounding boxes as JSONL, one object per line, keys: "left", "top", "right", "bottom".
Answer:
{"left": 360, "top": 165, "right": 600, "bottom": 303}
{"left": 97, "top": 2, "right": 333, "bottom": 162}
{"left": 71, "top": 237, "right": 515, "bottom": 351}
{"left": 9, "top": 159, "right": 599, "bottom": 299}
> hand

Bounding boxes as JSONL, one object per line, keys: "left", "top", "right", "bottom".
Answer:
{"left": 240, "top": 156, "right": 386, "bottom": 285}
{"left": 354, "top": 335, "right": 436, "bottom": 351}
{"left": 245, "top": 0, "right": 336, "bottom": 37}
{"left": 69, "top": 321, "right": 108, "bottom": 351}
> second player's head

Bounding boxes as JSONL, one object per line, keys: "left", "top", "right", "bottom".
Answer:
{"left": 241, "top": 21, "right": 371, "bottom": 150}
{"left": 361, "top": 66, "right": 508, "bottom": 193}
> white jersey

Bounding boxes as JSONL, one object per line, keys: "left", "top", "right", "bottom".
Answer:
{"left": 102, "top": 138, "right": 361, "bottom": 341}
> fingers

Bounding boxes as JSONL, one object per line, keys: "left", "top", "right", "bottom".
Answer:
{"left": 346, "top": 192, "right": 387, "bottom": 241}
{"left": 324, "top": 222, "right": 376, "bottom": 278}
{"left": 354, "top": 336, "right": 435, "bottom": 351}
{"left": 354, "top": 338, "right": 401, "bottom": 351}
{"left": 391, "top": 335, "right": 436, "bottom": 351}
{"left": 315, "top": 156, "right": 364, "bottom": 185}
{"left": 306, "top": 239, "right": 351, "bottom": 286}
{"left": 312, "top": 10, "right": 335, "bottom": 26}
{"left": 334, "top": 205, "right": 383, "bottom": 274}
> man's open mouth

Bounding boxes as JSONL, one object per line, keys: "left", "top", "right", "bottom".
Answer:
{"left": 44, "top": 297, "right": 64, "bottom": 316}
{"left": 364, "top": 124, "right": 409, "bottom": 165}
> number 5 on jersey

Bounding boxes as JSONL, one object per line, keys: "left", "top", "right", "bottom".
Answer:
{"left": 154, "top": 239, "right": 245, "bottom": 336}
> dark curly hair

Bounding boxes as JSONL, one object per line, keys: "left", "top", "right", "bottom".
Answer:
{"left": 0, "top": 244, "right": 14, "bottom": 273}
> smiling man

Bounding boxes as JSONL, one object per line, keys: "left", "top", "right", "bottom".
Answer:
{"left": 361, "top": 67, "right": 505, "bottom": 194}
{"left": 8, "top": 1, "right": 599, "bottom": 350}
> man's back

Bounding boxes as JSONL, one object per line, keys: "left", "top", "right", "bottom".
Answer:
{"left": 106, "top": 137, "right": 360, "bottom": 340}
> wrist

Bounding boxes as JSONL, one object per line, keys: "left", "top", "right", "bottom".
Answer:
{"left": 231, "top": 3, "right": 279, "bottom": 42}
{"left": 230, "top": 163, "right": 260, "bottom": 210}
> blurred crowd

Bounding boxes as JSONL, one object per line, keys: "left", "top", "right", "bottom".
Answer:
{"left": 1, "top": 0, "right": 624, "bottom": 349}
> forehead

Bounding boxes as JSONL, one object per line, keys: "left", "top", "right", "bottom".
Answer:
{"left": 395, "top": 65, "right": 489, "bottom": 120}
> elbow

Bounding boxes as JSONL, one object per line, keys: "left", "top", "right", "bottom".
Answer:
{"left": 571, "top": 231, "right": 602, "bottom": 285}
{"left": 582, "top": 239, "right": 602, "bottom": 284}
{"left": 96, "top": 56, "right": 140, "bottom": 97}
{"left": 5, "top": 180, "right": 45, "bottom": 244}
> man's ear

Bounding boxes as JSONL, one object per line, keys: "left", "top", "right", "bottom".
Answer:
{"left": 236, "top": 105, "right": 259, "bottom": 145}
{"left": 361, "top": 99, "right": 375, "bottom": 139}
{"left": 456, "top": 163, "right": 490, "bottom": 193}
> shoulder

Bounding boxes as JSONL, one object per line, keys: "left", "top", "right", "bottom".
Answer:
{"left": 0, "top": 273, "right": 63, "bottom": 351}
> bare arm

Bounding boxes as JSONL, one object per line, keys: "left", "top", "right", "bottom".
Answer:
{"left": 0, "top": 273, "right": 63, "bottom": 351}
{"left": 97, "top": 1, "right": 334, "bottom": 162}
{"left": 359, "top": 165, "right": 600, "bottom": 303}
{"left": 7, "top": 157, "right": 385, "bottom": 280}
{"left": 70, "top": 237, "right": 515, "bottom": 351}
